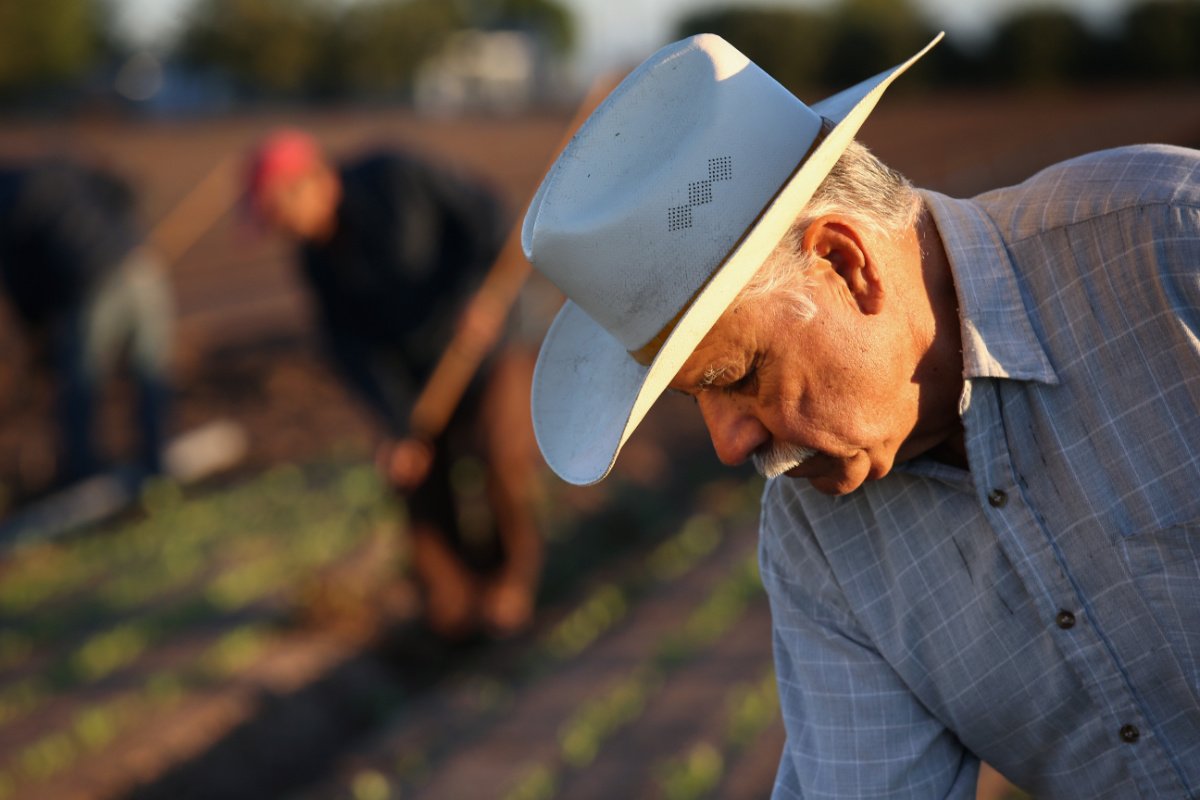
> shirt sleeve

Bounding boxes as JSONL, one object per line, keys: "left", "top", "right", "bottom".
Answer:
{"left": 759, "top": 481, "right": 980, "bottom": 800}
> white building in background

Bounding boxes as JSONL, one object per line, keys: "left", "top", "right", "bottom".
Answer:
{"left": 415, "top": 29, "right": 552, "bottom": 115}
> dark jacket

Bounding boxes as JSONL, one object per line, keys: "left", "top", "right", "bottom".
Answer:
{"left": 299, "top": 150, "right": 508, "bottom": 435}
{"left": 0, "top": 160, "right": 142, "bottom": 326}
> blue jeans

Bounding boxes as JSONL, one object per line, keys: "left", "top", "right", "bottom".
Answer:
{"left": 52, "top": 249, "right": 173, "bottom": 483}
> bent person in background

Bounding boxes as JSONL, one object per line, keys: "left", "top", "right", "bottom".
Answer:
{"left": 0, "top": 159, "right": 173, "bottom": 489}
{"left": 245, "top": 131, "right": 542, "bottom": 640}
{"left": 522, "top": 33, "right": 1200, "bottom": 798}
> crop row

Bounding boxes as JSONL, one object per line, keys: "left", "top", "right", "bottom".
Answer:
{"left": 299, "top": 503, "right": 746, "bottom": 800}
{"left": 0, "top": 619, "right": 278, "bottom": 798}
{"left": 498, "top": 553, "right": 767, "bottom": 800}
{"left": 321, "top": 528, "right": 767, "bottom": 800}
{"left": 0, "top": 464, "right": 388, "bottom": 621}
{"left": 0, "top": 456, "right": 765, "bottom": 799}
{"left": 0, "top": 461, "right": 401, "bottom": 798}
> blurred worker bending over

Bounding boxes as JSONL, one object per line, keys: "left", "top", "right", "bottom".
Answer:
{"left": 245, "top": 130, "right": 542, "bottom": 640}
{"left": 0, "top": 159, "right": 173, "bottom": 489}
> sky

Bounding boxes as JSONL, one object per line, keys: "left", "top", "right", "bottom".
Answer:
{"left": 112, "top": 0, "right": 1143, "bottom": 79}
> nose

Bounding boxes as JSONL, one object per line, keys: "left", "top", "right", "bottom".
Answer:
{"left": 695, "top": 393, "right": 770, "bottom": 467}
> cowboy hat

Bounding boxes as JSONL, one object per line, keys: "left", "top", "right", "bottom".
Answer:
{"left": 522, "top": 32, "right": 943, "bottom": 485}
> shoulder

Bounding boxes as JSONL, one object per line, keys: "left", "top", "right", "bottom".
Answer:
{"left": 335, "top": 151, "right": 424, "bottom": 225}
{"left": 343, "top": 149, "right": 486, "bottom": 200}
{"left": 759, "top": 478, "right": 841, "bottom": 590}
{"left": 976, "top": 145, "right": 1200, "bottom": 239}
{"left": 759, "top": 477, "right": 903, "bottom": 641}
{"left": 344, "top": 149, "right": 456, "bottom": 184}
{"left": 340, "top": 151, "right": 408, "bottom": 192}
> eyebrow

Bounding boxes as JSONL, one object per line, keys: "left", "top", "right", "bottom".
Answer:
{"left": 698, "top": 364, "right": 730, "bottom": 389}
{"left": 668, "top": 362, "right": 732, "bottom": 397}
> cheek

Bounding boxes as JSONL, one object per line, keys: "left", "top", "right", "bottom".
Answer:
{"left": 775, "top": 368, "right": 911, "bottom": 449}
{"left": 832, "top": 334, "right": 914, "bottom": 413}
{"left": 857, "top": 370, "right": 923, "bottom": 449}
{"left": 761, "top": 323, "right": 912, "bottom": 445}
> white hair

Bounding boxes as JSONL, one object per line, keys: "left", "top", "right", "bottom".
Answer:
{"left": 734, "top": 126, "right": 921, "bottom": 320}
{"left": 752, "top": 441, "right": 817, "bottom": 479}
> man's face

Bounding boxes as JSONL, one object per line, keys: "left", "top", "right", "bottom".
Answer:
{"left": 668, "top": 277, "right": 925, "bottom": 496}
{"left": 256, "top": 168, "right": 337, "bottom": 242}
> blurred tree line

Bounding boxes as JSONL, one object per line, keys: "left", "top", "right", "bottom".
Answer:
{"left": 677, "top": 0, "right": 1200, "bottom": 94}
{"left": 0, "top": 0, "right": 112, "bottom": 98}
{"left": 177, "top": 0, "right": 574, "bottom": 99}
{"left": 0, "top": 0, "right": 1197, "bottom": 106}
{"left": 0, "top": 0, "right": 574, "bottom": 105}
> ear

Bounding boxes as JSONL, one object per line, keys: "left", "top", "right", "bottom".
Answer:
{"left": 800, "top": 216, "right": 884, "bottom": 316}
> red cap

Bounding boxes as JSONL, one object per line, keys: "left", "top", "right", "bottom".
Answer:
{"left": 244, "top": 129, "right": 322, "bottom": 211}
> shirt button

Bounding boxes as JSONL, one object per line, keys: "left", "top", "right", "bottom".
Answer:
{"left": 1120, "top": 724, "right": 1140, "bottom": 743}
{"left": 1056, "top": 610, "right": 1076, "bottom": 629}
{"left": 987, "top": 489, "right": 1008, "bottom": 508}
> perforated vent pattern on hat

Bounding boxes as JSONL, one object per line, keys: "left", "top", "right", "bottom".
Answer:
{"left": 667, "top": 206, "right": 693, "bottom": 231}
{"left": 709, "top": 156, "right": 732, "bottom": 180}
{"left": 667, "top": 156, "right": 733, "bottom": 232}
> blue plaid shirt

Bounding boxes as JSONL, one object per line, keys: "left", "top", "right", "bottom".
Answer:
{"left": 761, "top": 145, "right": 1200, "bottom": 799}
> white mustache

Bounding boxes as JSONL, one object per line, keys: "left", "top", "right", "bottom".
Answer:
{"left": 752, "top": 442, "right": 818, "bottom": 479}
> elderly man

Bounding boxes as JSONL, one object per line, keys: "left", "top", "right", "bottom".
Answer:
{"left": 522, "top": 33, "right": 1200, "bottom": 799}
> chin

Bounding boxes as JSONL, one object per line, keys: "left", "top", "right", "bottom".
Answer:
{"left": 795, "top": 471, "right": 861, "bottom": 496}
{"left": 787, "top": 452, "right": 881, "bottom": 496}
{"left": 810, "top": 478, "right": 861, "bottom": 496}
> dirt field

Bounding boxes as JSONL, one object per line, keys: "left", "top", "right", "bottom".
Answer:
{"left": 0, "top": 85, "right": 1198, "bottom": 799}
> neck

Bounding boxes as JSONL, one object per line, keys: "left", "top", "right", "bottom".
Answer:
{"left": 305, "top": 212, "right": 338, "bottom": 245}
{"left": 906, "top": 205, "right": 966, "bottom": 461}
{"left": 917, "top": 207, "right": 960, "bottom": 338}
{"left": 302, "top": 168, "right": 342, "bottom": 245}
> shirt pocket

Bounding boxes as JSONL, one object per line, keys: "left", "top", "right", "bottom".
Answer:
{"left": 1117, "top": 521, "right": 1200, "bottom": 691}
{"left": 1120, "top": 520, "right": 1200, "bottom": 572}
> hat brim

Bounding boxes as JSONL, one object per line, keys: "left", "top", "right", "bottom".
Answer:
{"left": 532, "top": 34, "right": 943, "bottom": 485}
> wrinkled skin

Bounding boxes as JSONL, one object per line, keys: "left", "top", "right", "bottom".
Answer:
{"left": 669, "top": 213, "right": 965, "bottom": 495}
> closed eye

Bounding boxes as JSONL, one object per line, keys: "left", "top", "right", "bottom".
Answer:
{"left": 723, "top": 357, "right": 759, "bottom": 396}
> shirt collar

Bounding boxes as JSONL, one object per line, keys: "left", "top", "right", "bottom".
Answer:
{"left": 921, "top": 190, "right": 1058, "bottom": 385}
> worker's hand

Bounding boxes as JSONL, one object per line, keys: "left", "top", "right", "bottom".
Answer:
{"left": 377, "top": 437, "right": 435, "bottom": 492}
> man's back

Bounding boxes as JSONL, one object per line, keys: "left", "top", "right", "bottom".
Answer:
{"left": 300, "top": 150, "right": 506, "bottom": 367}
{"left": 980, "top": 143, "right": 1200, "bottom": 241}
{"left": 0, "top": 161, "right": 141, "bottom": 326}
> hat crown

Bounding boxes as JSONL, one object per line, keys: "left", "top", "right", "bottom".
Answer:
{"left": 522, "top": 35, "right": 822, "bottom": 352}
